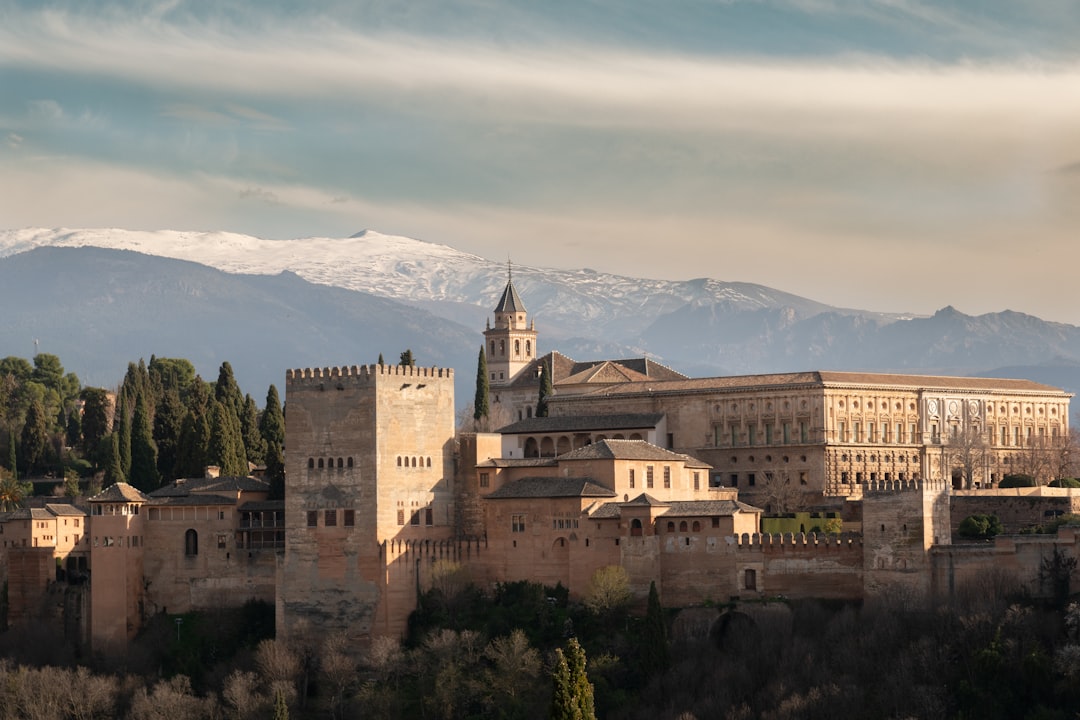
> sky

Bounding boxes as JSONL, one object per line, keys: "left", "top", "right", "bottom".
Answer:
{"left": 2, "top": 0, "right": 1079, "bottom": 322}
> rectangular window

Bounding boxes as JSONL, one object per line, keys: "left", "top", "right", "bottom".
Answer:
{"left": 799, "top": 471, "right": 807, "bottom": 485}
{"left": 663, "top": 466, "right": 671, "bottom": 489}
{"left": 838, "top": 422, "right": 846, "bottom": 443}
{"left": 325, "top": 510, "right": 337, "bottom": 527}
{"left": 306, "top": 511, "right": 317, "bottom": 528}
{"left": 217, "top": 534, "right": 227, "bottom": 549}
{"left": 899, "top": 472, "right": 905, "bottom": 481}
{"left": 748, "top": 472, "right": 756, "bottom": 486}
{"left": 712, "top": 516, "right": 720, "bottom": 528}
{"left": 731, "top": 425, "right": 738, "bottom": 447}
{"left": 646, "top": 465, "right": 654, "bottom": 489}
{"left": 693, "top": 472, "right": 700, "bottom": 491}
{"left": 800, "top": 421, "right": 808, "bottom": 443}
{"left": 629, "top": 468, "right": 635, "bottom": 488}
{"left": 410, "top": 511, "right": 420, "bottom": 526}
{"left": 841, "top": 471, "right": 849, "bottom": 484}
{"left": 730, "top": 473, "right": 738, "bottom": 487}
{"left": 344, "top": 509, "right": 355, "bottom": 527}
{"left": 868, "top": 423, "right": 875, "bottom": 442}
{"left": 511, "top": 514, "right": 526, "bottom": 533}
{"left": 854, "top": 422, "right": 862, "bottom": 443}
{"left": 765, "top": 424, "right": 773, "bottom": 445}
{"left": 425, "top": 508, "right": 433, "bottom": 526}
{"left": 909, "top": 424, "right": 917, "bottom": 443}
{"left": 748, "top": 426, "right": 756, "bottom": 445}
{"left": 782, "top": 423, "right": 790, "bottom": 444}
{"left": 714, "top": 425, "right": 723, "bottom": 446}
{"left": 897, "top": 423, "right": 904, "bottom": 443}
{"left": 1014, "top": 427, "right": 1020, "bottom": 446}
{"left": 856, "top": 472, "right": 864, "bottom": 482}
{"left": 479, "top": 472, "right": 490, "bottom": 488}
{"left": 397, "top": 509, "right": 405, "bottom": 526}
{"left": 931, "top": 423, "right": 939, "bottom": 443}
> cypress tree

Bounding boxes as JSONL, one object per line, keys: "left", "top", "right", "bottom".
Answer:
{"left": 474, "top": 346, "right": 489, "bottom": 422}
{"left": 153, "top": 388, "right": 185, "bottom": 481}
{"left": 214, "top": 362, "right": 245, "bottom": 420}
{"left": 642, "top": 580, "right": 670, "bottom": 675}
{"left": 20, "top": 397, "right": 48, "bottom": 475}
{"left": 209, "top": 400, "right": 247, "bottom": 476}
{"left": 129, "top": 395, "right": 160, "bottom": 491}
{"left": 536, "top": 359, "right": 553, "bottom": 418}
{"left": 117, "top": 394, "right": 132, "bottom": 479}
{"left": 377, "top": 353, "right": 384, "bottom": 367}
{"left": 8, "top": 430, "right": 17, "bottom": 480}
{"left": 550, "top": 647, "right": 576, "bottom": 720}
{"left": 103, "top": 432, "right": 125, "bottom": 486}
{"left": 260, "top": 385, "right": 286, "bottom": 498}
{"left": 398, "top": 349, "right": 415, "bottom": 367}
{"left": 567, "top": 638, "right": 595, "bottom": 720}
{"left": 175, "top": 409, "right": 211, "bottom": 479}
{"left": 240, "top": 394, "right": 266, "bottom": 466}
{"left": 79, "top": 387, "right": 111, "bottom": 467}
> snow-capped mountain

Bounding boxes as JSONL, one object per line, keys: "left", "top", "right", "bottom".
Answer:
{"left": 3, "top": 227, "right": 1080, "bottom": 403}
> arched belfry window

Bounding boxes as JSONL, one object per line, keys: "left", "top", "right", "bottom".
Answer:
{"left": 490, "top": 341, "right": 496, "bottom": 354}
{"left": 185, "top": 529, "right": 198, "bottom": 556}
{"left": 525, "top": 340, "right": 531, "bottom": 356}
{"left": 499, "top": 340, "right": 505, "bottom": 355}
{"left": 515, "top": 340, "right": 521, "bottom": 356}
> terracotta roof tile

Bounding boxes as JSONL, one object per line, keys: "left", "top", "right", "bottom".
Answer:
{"left": 485, "top": 477, "right": 617, "bottom": 499}
{"left": 497, "top": 413, "right": 664, "bottom": 434}
{"left": 557, "top": 439, "right": 712, "bottom": 469}
{"left": 90, "top": 483, "right": 150, "bottom": 503}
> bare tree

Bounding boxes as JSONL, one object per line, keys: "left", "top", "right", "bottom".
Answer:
{"left": 944, "top": 424, "right": 989, "bottom": 489}
{"left": 1014, "top": 434, "right": 1056, "bottom": 485}
{"left": 762, "top": 470, "right": 801, "bottom": 514}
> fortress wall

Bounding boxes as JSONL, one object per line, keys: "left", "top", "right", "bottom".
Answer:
{"left": 951, "top": 493, "right": 1080, "bottom": 534}
{"left": 5, "top": 548, "right": 54, "bottom": 624}
{"left": 932, "top": 529, "right": 1080, "bottom": 601}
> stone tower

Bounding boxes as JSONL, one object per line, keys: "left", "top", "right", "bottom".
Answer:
{"left": 483, "top": 266, "right": 537, "bottom": 388}
{"left": 278, "top": 364, "right": 456, "bottom": 645}
{"left": 861, "top": 477, "right": 951, "bottom": 602}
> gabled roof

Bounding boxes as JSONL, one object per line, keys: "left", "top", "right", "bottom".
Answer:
{"left": 90, "top": 483, "right": 150, "bottom": 503}
{"left": 501, "top": 351, "right": 687, "bottom": 390}
{"left": 497, "top": 413, "right": 664, "bottom": 435}
{"left": 556, "top": 439, "right": 712, "bottom": 469}
{"left": 477, "top": 457, "right": 559, "bottom": 469}
{"left": 7, "top": 507, "right": 54, "bottom": 520}
{"left": 560, "top": 361, "right": 652, "bottom": 386}
{"left": 662, "top": 500, "right": 763, "bottom": 516}
{"left": 485, "top": 477, "right": 617, "bottom": 499}
{"left": 622, "top": 493, "right": 669, "bottom": 507}
{"left": 494, "top": 278, "right": 527, "bottom": 314}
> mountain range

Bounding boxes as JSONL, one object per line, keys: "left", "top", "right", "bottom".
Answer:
{"left": 1, "top": 228, "right": 1078, "bottom": 408}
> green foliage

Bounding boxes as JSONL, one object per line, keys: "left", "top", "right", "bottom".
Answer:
{"left": 1001, "top": 473, "right": 1037, "bottom": 488}
{"left": 103, "top": 432, "right": 125, "bottom": 486}
{"left": 117, "top": 394, "right": 132, "bottom": 478}
{"left": 129, "top": 394, "right": 160, "bottom": 491}
{"left": 0, "top": 474, "right": 33, "bottom": 511}
{"left": 19, "top": 396, "right": 48, "bottom": 474}
{"left": 240, "top": 394, "right": 266, "bottom": 466}
{"left": 79, "top": 387, "right": 112, "bottom": 466}
{"left": 153, "top": 387, "right": 186, "bottom": 480}
{"left": 377, "top": 352, "right": 384, "bottom": 366}
{"left": 474, "top": 345, "right": 490, "bottom": 421}
{"left": 31, "top": 353, "right": 65, "bottom": 393}
{"left": 958, "top": 513, "right": 1004, "bottom": 540}
{"left": 642, "top": 581, "right": 670, "bottom": 676}
{"left": 1050, "top": 478, "right": 1080, "bottom": 488}
{"left": 536, "top": 358, "right": 552, "bottom": 418}
{"left": 399, "top": 349, "right": 415, "bottom": 366}
{"left": 209, "top": 400, "right": 248, "bottom": 476}
{"left": 148, "top": 356, "right": 197, "bottom": 397}
{"left": 0, "top": 356, "right": 33, "bottom": 382}
{"left": 551, "top": 638, "right": 595, "bottom": 720}
{"left": 175, "top": 407, "right": 211, "bottom": 478}
{"left": 273, "top": 686, "right": 290, "bottom": 720}
{"left": 7, "top": 430, "right": 15, "bottom": 480}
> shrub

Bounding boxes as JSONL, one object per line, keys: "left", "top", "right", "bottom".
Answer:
{"left": 1050, "top": 478, "right": 1080, "bottom": 488}
{"left": 1000, "top": 474, "right": 1036, "bottom": 488}
{"left": 958, "top": 514, "right": 1003, "bottom": 540}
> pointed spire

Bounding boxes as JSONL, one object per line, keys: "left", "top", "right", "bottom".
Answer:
{"left": 494, "top": 261, "right": 526, "bottom": 314}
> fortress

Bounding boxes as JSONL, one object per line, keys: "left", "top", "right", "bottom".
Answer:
{"left": 1, "top": 277, "right": 1079, "bottom": 657}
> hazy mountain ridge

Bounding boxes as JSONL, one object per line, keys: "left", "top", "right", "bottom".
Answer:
{"left": 2, "top": 228, "right": 1080, "bottom": 403}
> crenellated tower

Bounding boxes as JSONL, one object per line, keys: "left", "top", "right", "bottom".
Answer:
{"left": 483, "top": 264, "right": 538, "bottom": 388}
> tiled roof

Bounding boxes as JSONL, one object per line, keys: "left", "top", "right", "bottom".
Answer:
{"left": 622, "top": 493, "right": 669, "bottom": 506}
{"left": 588, "top": 502, "right": 623, "bottom": 519}
{"left": 556, "top": 440, "right": 712, "bottom": 469}
{"left": 497, "top": 413, "right": 664, "bottom": 435}
{"left": 477, "top": 458, "right": 558, "bottom": 469}
{"left": 501, "top": 351, "right": 687, "bottom": 390}
{"left": 0, "top": 511, "right": 12, "bottom": 523}
{"left": 150, "top": 476, "right": 268, "bottom": 498}
{"left": 494, "top": 278, "right": 527, "bottom": 314}
{"left": 554, "top": 370, "right": 1067, "bottom": 398}
{"left": 560, "top": 361, "right": 652, "bottom": 386}
{"left": 661, "top": 500, "right": 763, "bottom": 517}
{"left": 45, "top": 503, "right": 86, "bottom": 517}
{"left": 147, "top": 494, "right": 237, "bottom": 507}
{"left": 7, "top": 507, "right": 54, "bottom": 520}
{"left": 90, "top": 483, "right": 150, "bottom": 503}
{"left": 485, "top": 477, "right": 617, "bottom": 499}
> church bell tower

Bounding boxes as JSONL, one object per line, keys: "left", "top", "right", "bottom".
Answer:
{"left": 483, "top": 264, "right": 537, "bottom": 387}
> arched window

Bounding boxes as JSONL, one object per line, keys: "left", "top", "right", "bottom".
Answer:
{"left": 318, "top": 458, "right": 324, "bottom": 469}
{"left": 411, "top": 457, "right": 417, "bottom": 468}
{"left": 426, "top": 457, "right": 432, "bottom": 468}
{"left": 526, "top": 407, "right": 533, "bottom": 418}
{"left": 666, "top": 521, "right": 675, "bottom": 532}
{"left": 337, "top": 458, "right": 343, "bottom": 468}
{"left": 524, "top": 437, "right": 539, "bottom": 458}
{"left": 490, "top": 341, "right": 495, "bottom": 354}
{"left": 347, "top": 457, "right": 354, "bottom": 467}
{"left": 679, "top": 521, "right": 688, "bottom": 532}
{"left": 631, "top": 519, "right": 643, "bottom": 536}
{"left": 185, "top": 529, "right": 198, "bottom": 557}
{"left": 692, "top": 521, "right": 701, "bottom": 532}
{"left": 515, "top": 340, "right": 520, "bottom": 355}
{"left": 397, "top": 457, "right": 402, "bottom": 467}
{"left": 499, "top": 340, "right": 505, "bottom": 355}
{"left": 525, "top": 340, "right": 531, "bottom": 356}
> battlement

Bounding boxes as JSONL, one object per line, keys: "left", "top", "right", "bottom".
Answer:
{"left": 729, "top": 531, "right": 863, "bottom": 551}
{"left": 862, "top": 478, "right": 948, "bottom": 495}
{"left": 285, "top": 364, "right": 454, "bottom": 386}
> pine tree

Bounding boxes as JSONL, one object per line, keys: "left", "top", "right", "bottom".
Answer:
{"left": 129, "top": 395, "right": 160, "bottom": 491}
{"left": 153, "top": 387, "right": 186, "bottom": 481}
{"left": 642, "top": 580, "right": 670, "bottom": 676}
{"left": 399, "top": 349, "right": 415, "bottom": 367}
{"left": 474, "top": 346, "right": 489, "bottom": 422}
{"left": 536, "top": 359, "right": 553, "bottom": 418}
